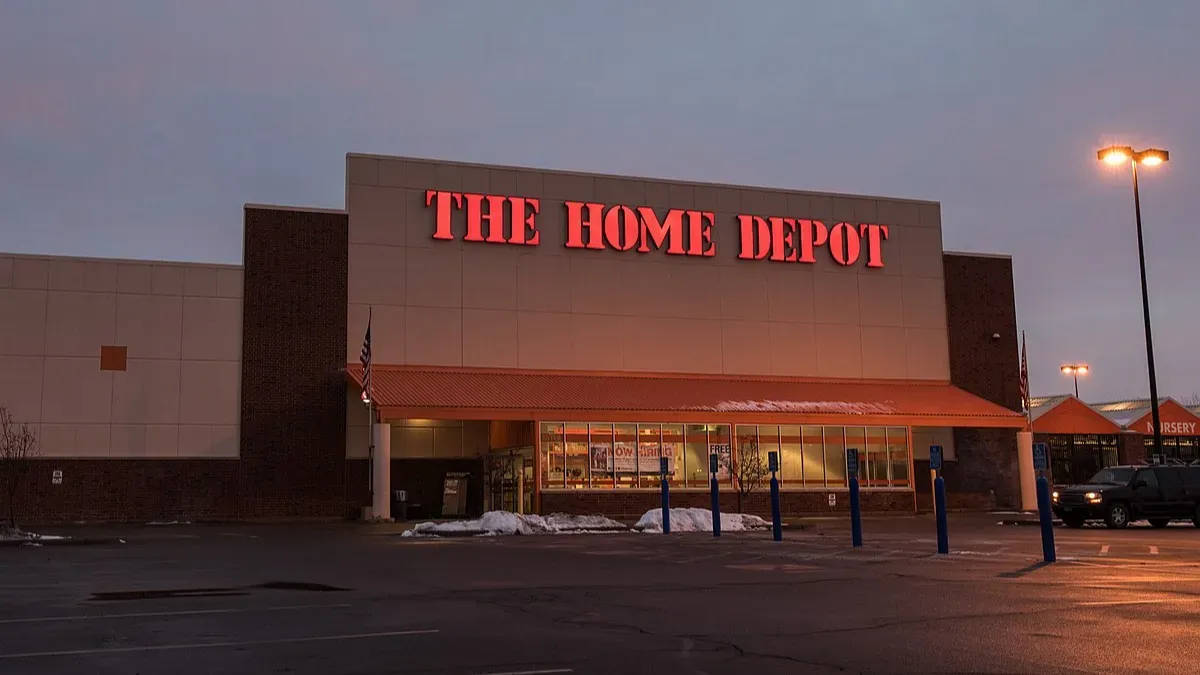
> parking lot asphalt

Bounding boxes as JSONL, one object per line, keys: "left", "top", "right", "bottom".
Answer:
{"left": 3, "top": 513, "right": 1200, "bottom": 674}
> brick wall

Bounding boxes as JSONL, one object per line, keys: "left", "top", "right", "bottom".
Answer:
{"left": 942, "top": 253, "right": 1021, "bottom": 509}
{"left": 15, "top": 460, "right": 240, "bottom": 524}
{"left": 239, "top": 206, "right": 349, "bottom": 518}
{"left": 540, "top": 490, "right": 913, "bottom": 521}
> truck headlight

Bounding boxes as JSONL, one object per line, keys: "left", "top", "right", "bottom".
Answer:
{"left": 1051, "top": 490, "right": 1059, "bottom": 502}
{"left": 1085, "top": 491, "right": 1101, "bottom": 503}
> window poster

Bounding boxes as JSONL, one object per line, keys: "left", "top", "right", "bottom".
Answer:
{"left": 589, "top": 438, "right": 612, "bottom": 473}
{"left": 613, "top": 440, "right": 637, "bottom": 473}
{"left": 710, "top": 443, "right": 732, "bottom": 480}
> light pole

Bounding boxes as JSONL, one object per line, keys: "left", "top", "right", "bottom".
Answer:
{"left": 1060, "top": 363, "right": 1089, "bottom": 398}
{"left": 1097, "top": 145, "right": 1169, "bottom": 457}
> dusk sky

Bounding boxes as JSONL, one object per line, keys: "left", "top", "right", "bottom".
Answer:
{"left": 2, "top": 1, "right": 1197, "bottom": 402}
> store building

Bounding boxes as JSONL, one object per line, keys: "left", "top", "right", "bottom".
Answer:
{"left": 1029, "top": 395, "right": 1200, "bottom": 484}
{"left": 0, "top": 154, "right": 1026, "bottom": 523}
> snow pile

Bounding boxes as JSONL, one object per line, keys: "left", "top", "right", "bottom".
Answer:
{"left": 402, "top": 511, "right": 627, "bottom": 537}
{"left": 713, "top": 399, "right": 895, "bottom": 415}
{"left": 634, "top": 507, "right": 770, "bottom": 533}
{"left": 0, "top": 526, "right": 68, "bottom": 543}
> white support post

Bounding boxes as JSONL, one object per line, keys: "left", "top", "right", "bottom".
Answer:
{"left": 1017, "top": 431, "right": 1037, "bottom": 512}
{"left": 372, "top": 422, "right": 392, "bottom": 520}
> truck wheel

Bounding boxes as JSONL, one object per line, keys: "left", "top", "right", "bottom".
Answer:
{"left": 1193, "top": 505, "right": 1200, "bottom": 528}
{"left": 1062, "top": 514, "right": 1086, "bottom": 528}
{"left": 1149, "top": 519, "right": 1170, "bottom": 528}
{"left": 1105, "top": 502, "right": 1130, "bottom": 529}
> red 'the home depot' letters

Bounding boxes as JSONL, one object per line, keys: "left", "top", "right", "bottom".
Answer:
{"left": 737, "top": 214, "right": 888, "bottom": 267}
{"left": 425, "top": 189, "right": 540, "bottom": 246}
{"left": 564, "top": 202, "right": 716, "bottom": 257}
{"left": 424, "top": 188, "right": 889, "bottom": 267}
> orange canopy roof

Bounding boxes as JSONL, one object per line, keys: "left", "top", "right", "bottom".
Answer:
{"left": 1031, "top": 396, "right": 1123, "bottom": 435}
{"left": 347, "top": 365, "right": 1025, "bottom": 427}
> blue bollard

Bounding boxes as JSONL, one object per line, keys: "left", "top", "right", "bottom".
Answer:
{"left": 769, "top": 475, "right": 782, "bottom": 541}
{"left": 849, "top": 476, "right": 862, "bottom": 547}
{"left": 660, "top": 477, "right": 671, "bottom": 534}
{"left": 710, "top": 475, "right": 721, "bottom": 537}
{"left": 934, "top": 475, "right": 949, "bottom": 554}
{"left": 1035, "top": 475, "right": 1056, "bottom": 562}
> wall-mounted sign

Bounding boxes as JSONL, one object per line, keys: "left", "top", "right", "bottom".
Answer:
{"left": 1147, "top": 421, "right": 1197, "bottom": 434}
{"left": 425, "top": 190, "right": 889, "bottom": 268}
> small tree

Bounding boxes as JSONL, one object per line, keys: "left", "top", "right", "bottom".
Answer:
{"left": 0, "top": 407, "right": 39, "bottom": 531}
{"left": 733, "top": 438, "right": 769, "bottom": 514}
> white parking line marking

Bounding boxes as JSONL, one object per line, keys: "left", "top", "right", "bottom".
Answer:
{"left": 1149, "top": 546, "right": 1160, "bottom": 555}
{"left": 1100, "top": 545, "right": 1110, "bottom": 555}
{"left": 0, "top": 629, "right": 438, "bottom": 659}
{"left": 478, "top": 670, "right": 573, "bottom": 675}
{"left": 0, "top": 603, "right": 353, "bottom": 625}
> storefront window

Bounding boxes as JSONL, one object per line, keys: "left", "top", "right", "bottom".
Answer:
{"left": 823, "top": 426, "right": 846, "bottom": 487}
{"left": 539, "top": 420, "right": 910, "bottom": 491}
{"left": 565, "top": 422, "right": 588, "bottom": 488}
{"left": 735, "top": 425, "right": 758, "bottom": 487}
{"left": 1179, "top": 436, "right": 1197, "bottom": 462}
{"left": 709, "top": 424, "right": 733, "bottom": 486}
{"left": 589, "top": 423, "right": 614, "bottom": 488}
{"left": 802, "top": 426, "right": 825, "bottom": 487}
{"left": 684, "top": 424, "right": 709, "bottom": 487}
{"left": 780, "top": 425, "right": 802, "bottom": 485}
{"left": 663, "top": 424, "right": 684, "bottom": 486}
{"left": 614, "top": 423, "right": 637, "bottom": 487}
{"left": 638, "top": 424, "right": 662, "bottom": 487}
{"left": 541, "top": 422, "right": 564, "bottom": 488}
{"left": 887, "top": 427, "right": 909, "bottom": 487}
{"left": 865, "top": 427, "right": 888, "bottom": 487}
{"left": 845, "top": 427, "right": 866, "bottom": 483}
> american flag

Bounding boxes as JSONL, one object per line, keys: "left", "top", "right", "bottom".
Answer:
{"left": 360, "top": 308, "right": 372, "bottom": 404}
{"left": 1019, "top": 330, "right": 1029, "bottom": 412}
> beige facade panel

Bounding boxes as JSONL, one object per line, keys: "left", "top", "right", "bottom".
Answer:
{"left": 1, "top": 254, "right": 243, "bottom": 458}
{"left": 0, "top": 288, "right": 48, "bottom": 355}
{"left": 462, "top": 309, "right": 518, "bottom": 368}
{"left": 0, "top": 355, "right": 44, "bottom": 422}
{"left": 12, "top": 258, "right": 49, "bottom": 289}
{"left": 181, "top": 296, "right": 242, "bottom": 361}
{"left": 116, "top": 293, "right": 183, "bottom": 359}
{"left": 347, "top": 155, "right": 951, "bottom": 381}
{"left": 179, "top": 360, "right": 240, "bottom": 426}
{"left": 111, "top": 358, "right": 181, "bottom": 424}
{"left": 44, "top": 291, "right": 116, "bottom": 357}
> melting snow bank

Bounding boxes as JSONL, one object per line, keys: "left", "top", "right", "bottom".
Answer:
{"left": 402, "top": 511, "right": 627, "bottom": 537}
{"left": 0, "top": 527, "right": 69, "bottom": 543}
{"left": 634, "top": 508, "right": 769, "bottom": 533}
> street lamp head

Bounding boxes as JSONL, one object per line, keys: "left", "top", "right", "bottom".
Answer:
{"left": 1098, "top": 145, "right": 1133, "bottom": 165}
{"left": 1075, "top": 364, "right": 1089, "bottom": 375}
{"left": 1061, "top": 365, "right": 1074, "bottom": 375}
{"left": 1061, "top": 363, "right": 1089, "bottom": 375}
{"left": 1135, "top": 148, "right": 1169, "bottom": 167}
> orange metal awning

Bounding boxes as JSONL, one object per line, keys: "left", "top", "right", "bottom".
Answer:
{"left": 347, "top": 365, "right": 1025, "bottom": 428}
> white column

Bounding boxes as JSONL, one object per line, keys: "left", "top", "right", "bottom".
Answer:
{"left": 372, "top": 422, "right": 392, "bottom": 520}
{"left": 1017, "top": 431, "right": 1037, "bottom": 511}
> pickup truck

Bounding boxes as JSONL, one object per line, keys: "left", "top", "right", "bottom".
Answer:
{"left": 1051, "top": 464, "right": 1200, "bottom": 529}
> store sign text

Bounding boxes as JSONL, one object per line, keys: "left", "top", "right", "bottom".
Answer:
{"left": 1147, "top": 421, "right": 1197, "bottom": 434}
{"left": 425, "top": 189, "right": 888, "bottom": 268}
